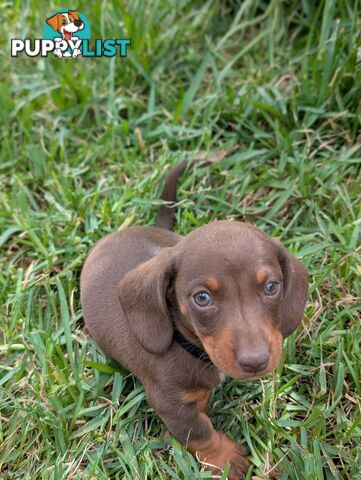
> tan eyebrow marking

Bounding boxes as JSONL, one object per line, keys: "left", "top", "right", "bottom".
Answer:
{"left": 256, "top": 269, "right": 267, "bottom": 284}
{"left": 206, "top": 276, "right": 219, "bottom": 291}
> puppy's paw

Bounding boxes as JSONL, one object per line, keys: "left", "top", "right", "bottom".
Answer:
{"left": 226, "top": 452, "right": 250, "bottom": 479}
{"left": 72, "top": 48, "right": 82, "bottom": 58}
{"left": 219, "top": 438, "right": 250, "bottom": 479}
{"left": 189, "top": 431, "right": 250, "bottom": 479}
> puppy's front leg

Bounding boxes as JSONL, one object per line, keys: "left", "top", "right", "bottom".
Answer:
{"left": 146, "top": 385, "right": 250, "bottom": 479}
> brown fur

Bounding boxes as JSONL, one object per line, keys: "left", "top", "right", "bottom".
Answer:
{"left": 80, "top": 159, "right": 308, "bottom": 479}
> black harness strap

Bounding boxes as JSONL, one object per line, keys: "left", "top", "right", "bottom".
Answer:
{"left": 173, "top": 328, "right": 212, "bottom": 364}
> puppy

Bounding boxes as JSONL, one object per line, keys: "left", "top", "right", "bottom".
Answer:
{"left": 46, "top": 10, "right": 84, "bottom": 58}
{"left": 80, "top": 158, "right": 308, "bottom": 479}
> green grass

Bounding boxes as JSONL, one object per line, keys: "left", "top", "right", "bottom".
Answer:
{"left": 1, "top": 0, "right": 361, "bottom": 478}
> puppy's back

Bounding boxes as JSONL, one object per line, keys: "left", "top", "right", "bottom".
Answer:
{"left": 80, "top": 227, "right": 179, "bottom": 365}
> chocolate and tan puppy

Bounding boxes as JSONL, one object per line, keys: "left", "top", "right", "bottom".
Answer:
{"left": 80, "top": 157, "right": 308, "bottom": 478}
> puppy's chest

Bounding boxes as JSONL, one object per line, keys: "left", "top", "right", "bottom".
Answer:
{"left": 218, "top": 371, "right": 227, "bottom": 386}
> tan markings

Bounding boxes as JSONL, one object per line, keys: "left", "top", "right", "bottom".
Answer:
{"left": 201, "top": 328, "right": 240, "bottom": 377}
{"left": 181, "top": 388, "right": 210, "bottom": 412}
{"left": 197, "top": 393, "right": 210, "bottom": 413}
{"left": 179, "top": 303, "right": 188, "bottom": 317}
{"left": 256, "top": 268, "right": 267, "bottom": 284}
{"left": 206, "top": 276, "right": 219, "bottom": 291}
{"left": 188, "top": 429, "right": 249, "bottom": 478}
{"left": 201, "top": 324, "right": 283, "bottom": 380}
{"left": 263, "top": 322, "right": 283, "bottom": 373}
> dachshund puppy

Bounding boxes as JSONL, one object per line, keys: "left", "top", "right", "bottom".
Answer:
{"left": 80, "top": 158, "right": 308, "bottom": 479}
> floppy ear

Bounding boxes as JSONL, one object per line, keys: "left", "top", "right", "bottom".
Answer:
{"left": 277, "top": 245, "right": 308, "bottom": 337}
{"left": 69, "top": 10, "right": 80, "bottom": 20}
{"left": 46, "top": 13, "right": 60, "bottom": 32}
{"left": 118, "top": 248, "right": 176, "bottom": 355}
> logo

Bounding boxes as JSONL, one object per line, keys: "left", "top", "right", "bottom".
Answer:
{"left": 11, "top": 9, "right": 131, "bottom": 59}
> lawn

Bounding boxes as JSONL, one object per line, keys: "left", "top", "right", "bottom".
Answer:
{"left": 1, "top": 1, "right": 360, "bottom": 479}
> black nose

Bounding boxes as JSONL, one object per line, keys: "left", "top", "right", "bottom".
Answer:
{"left": 74, "top": 19, "right": 82, "bottom": 27}
{"left": 238, "top": 351, "right": 270, "bottom": 372}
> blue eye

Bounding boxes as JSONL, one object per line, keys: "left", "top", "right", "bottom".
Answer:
{"left": 264, "top": 282, "right": 279, "bottom": 296}
{"left": 193, "top": 292, "right": 212, "bottom": 307}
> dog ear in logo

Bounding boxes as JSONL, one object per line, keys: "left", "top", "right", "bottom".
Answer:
{"left": 46, "top": 13, "right": 61, "bottom": 33}
{"left": 68, "top": 11, "right": 81, "bottom": 22}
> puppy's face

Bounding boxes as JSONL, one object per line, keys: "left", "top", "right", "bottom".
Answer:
{"left": 174, "top": 221, "right": 307, "bottom": 380}
{"left": 118, "top": 220, "right": 308, "bottom": 374}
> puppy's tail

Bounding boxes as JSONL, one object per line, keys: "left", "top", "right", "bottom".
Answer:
{"left": 155, "top": 146, "right": 239, "bottom": 230}
{"left": 155, "top": 160, "right": 188, "bottom": 230}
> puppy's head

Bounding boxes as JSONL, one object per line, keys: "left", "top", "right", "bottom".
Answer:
{"left": 46, "top": 10, "right": 84, "bottom": 40}
{"left": 118, "top": 221, "right": 308, "bottom": 379}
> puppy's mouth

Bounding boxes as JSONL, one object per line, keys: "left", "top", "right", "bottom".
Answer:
{"left": 63, "top": 29, "right": 72, "bottom": 41}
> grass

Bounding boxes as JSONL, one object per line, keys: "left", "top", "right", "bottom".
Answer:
{"left": 1, "top": 0, "right": 361, "bottom": 478}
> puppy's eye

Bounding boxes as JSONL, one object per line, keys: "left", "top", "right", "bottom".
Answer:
{"left": 193, "top": 292, "right": 212, "bottom": 307}
{"left": 264, "top": 281, "right": 279, "bottom": 296}
{"left": 62, "top": 19, "right": 67, "bottom": 24}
